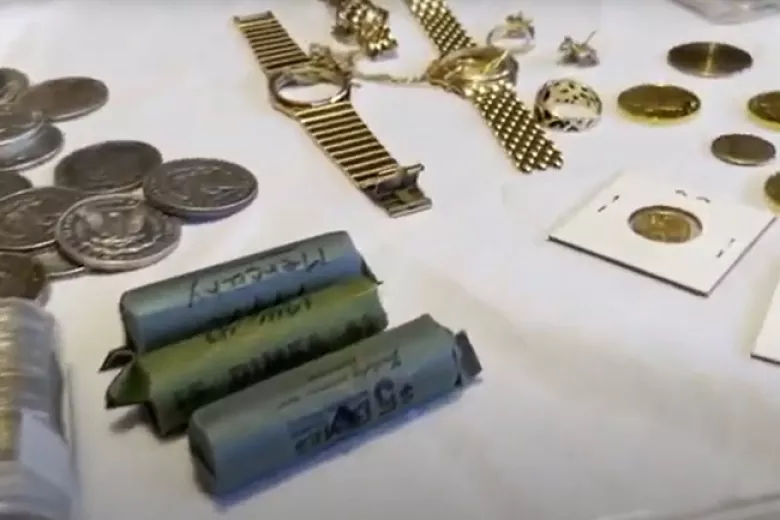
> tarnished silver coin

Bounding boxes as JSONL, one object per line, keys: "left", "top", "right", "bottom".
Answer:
{"left": 29, "top": 245, "right": 84, "bottom": 279}
{"left": 0, "top": 124, "right": 63, "bottom": 173}
{"left": 0, "top": 172, "right": 32, "bottom": 199}
{"left": 0, "top": 68, "right": 29, "bottom": 105}
{"left": 0, "top": 252, "right": 47, "bottom": 301}
{"left": 0, "top": 106, "right": 43, "bottom": 148}
{"left": 54, "top": 140, "right": 162, "bottom": 194}
{"left": 16, "top": 76, "right": 108, "bottom": 122}
{"left": 54, "top": 194, "right": 181, "bottom": 272}
{"left": 0, "top": 186, "right": 86, "bottom": 251}
{"left": 143, "top": 158, "right": 258, "bottom": 220}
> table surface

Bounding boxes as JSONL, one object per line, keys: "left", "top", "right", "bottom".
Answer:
{"left": 5, "top": 0, "right": 780, "bottom": 518}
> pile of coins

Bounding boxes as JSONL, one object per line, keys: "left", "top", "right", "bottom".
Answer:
{"left": 0, "top": 69, "right": 259, "bottom": 302}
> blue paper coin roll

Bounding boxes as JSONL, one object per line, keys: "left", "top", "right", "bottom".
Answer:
{"left": 188, "top": 314, "right": 482, "bottom": 495}
{"left": 0, "top": 298, "right": 73, "bottom": 520}
{"left": 103, "top": 230, "right": 374, "bottom": 370}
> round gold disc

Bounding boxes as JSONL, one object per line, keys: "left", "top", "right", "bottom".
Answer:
{"left": 628, "top": 205, "right": 702, "bottom": 244}
{"left": 710, "top": 133, "right": 776, "bottom": 166}
{"left": 617, "top": 84, "right": 700, "bottom": 125}
{"left": 667, "top": 42, "right": 753, "bottom": 78}
{"left": 764, "top": 172, "right": 780, "bottom": 211}
{"left": 748, "top": 91, "right": 780, "bottom": 130}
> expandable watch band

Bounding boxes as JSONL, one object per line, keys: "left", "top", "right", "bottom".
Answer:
{"left": 233, "top": 12, "right": 432, "bottom": 217}
{"left": 468, "top": 83, "right": 563, "bottom": 172}
{"left": 402, "top": 0, "right": 476, "bottom": 55}
{"left": 402, "top": 0, "right": 563, "bottom": 172}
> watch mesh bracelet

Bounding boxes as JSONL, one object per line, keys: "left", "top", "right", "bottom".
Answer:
{"left": 233, "top": 11, "right": 432, "bottom": 217}
{"left": 403, "top": 0, "right": 476, "bottom": 55}
{"left": 297, "top": 101, "right": 431, "bottom": 217}
{"left": 469, "top": 83, "right": 563, "bottom": 172}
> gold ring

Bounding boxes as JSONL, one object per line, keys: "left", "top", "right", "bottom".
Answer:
{"left": 486, "top": 17, "right": 535, "bottom": 55}
{"left": 533, "top": 78, "right": 602, "bottom": 132}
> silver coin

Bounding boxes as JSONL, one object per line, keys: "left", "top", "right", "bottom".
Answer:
{"left": 0, "top": 68, "right": 29, "bottom": 105}
{"left": 0, "top": 186, "right": 86, "bottom": 251}
{"left": 143, "top": 158, "right": 258, "bottom": 220}
{"left": 0, "top": 124, "right": 64, "bottom": 173}
{"left": 54, "top": 194, "right": 181, "bottom": 272}
{"left": 28, "top": 245, "right": 84, "bottom": 279}
{"left": 0, "top": 172, "right": 32, "bottom": 199}
{"left": 0, "top": 252, "right": 47, "bottom": 301}
{"left": 16, "top": 76, "right": 108, "bottom": 122}
{"left": 54, "top": 140, "right": 162, "bottom": 194}
{"left": 0, "top": 106, "right": 44, "bottom": 148}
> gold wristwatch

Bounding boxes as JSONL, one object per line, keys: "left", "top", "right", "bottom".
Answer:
{"left": 232, "top": 11, "right": 431, "bottom": 218}
{"left": 402, "top": 0, "right": 562, "bottom": 173}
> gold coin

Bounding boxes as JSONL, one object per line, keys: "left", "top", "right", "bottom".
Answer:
{"left": 628, "top": 205, "right": 702, "bottom": 244}
{"left": 710, "top": 133, "right": 775, "bottom": 166}
{"left": 667, "top": 42, "right": 752, "bottom": 78}
{"left": 764, "top": 172, "right": 780, "bottom": 210}
{"left": 748, "top": 91, "right": 780, "bottom": 130}
{"left": 617, "top": 84, "right": 700, "bottom": 125}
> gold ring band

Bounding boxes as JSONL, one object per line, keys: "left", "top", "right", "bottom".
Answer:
{"left": 534, "top": 78, "right": 602, "bottom": 132}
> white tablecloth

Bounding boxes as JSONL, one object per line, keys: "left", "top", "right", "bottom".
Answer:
{"left": 4, "top": 0, "right": 780, "bottom": 518}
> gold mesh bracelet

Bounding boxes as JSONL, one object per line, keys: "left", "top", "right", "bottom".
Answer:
{"left": 402, "top": 0, "right": 476, "bottom": 55}
{"left": 233, "top": 12, "right": 432, "bottom": 217}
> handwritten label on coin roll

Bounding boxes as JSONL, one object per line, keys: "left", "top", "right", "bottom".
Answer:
{"left": 188, "top": 314, "right": 482, "bottom": 495}
{"left": 106, "top": 230, "right": 374, "bottom": 370}
{"left": 106, "top": 276, "right": 388, "bottom": 436}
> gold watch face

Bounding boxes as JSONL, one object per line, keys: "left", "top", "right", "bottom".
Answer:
{"left": 426, "top": 46, "right": 518, "bottom": 94}
{"left": 628, "top": 205, "right": 702, "bottom": 244}
{"left": 617, "top": 84, "right": 700, "bottom": 125}
{"left": 710, "top": 133, "right": 776, "bottom": 166}
{"left": 268, "top": 64, "right": 351, "bottom": 115}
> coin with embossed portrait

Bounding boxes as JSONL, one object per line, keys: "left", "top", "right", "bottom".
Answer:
{"left": 16, "top": 76, "right": 108, "bottom": 122}
{"left": 0, "top": 68, "right": 29, "bottom": 105}
{"left": 0, "top": 252, "right": 47, "bottom": 301}
{"left": 0, "top": 172, "right": 32, "bottom": 199}
{"left": 143, "top": 158, "right": 258, "bottom": 221}
{"left": 54, "top": 194, "right": 181, "bottom": 272}
{"left": 0, "top": 124, "right": 64, "bottom": 173}
{"left": 0, "top": 186, "right": 86, "bottom": 251}
{"left": 55, "top": 140, "right": 162, "bottom": 194}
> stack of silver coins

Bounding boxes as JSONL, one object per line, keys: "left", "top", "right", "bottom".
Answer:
{"left": 0, "top": 298, "right": 71, "bottom": 520}
{"left": 0, "top": 67, "right": 258, "bottom": 301}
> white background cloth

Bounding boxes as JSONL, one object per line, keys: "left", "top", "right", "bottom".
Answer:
{"left": 3, "top": 0, "right": 780, "bottom": 518}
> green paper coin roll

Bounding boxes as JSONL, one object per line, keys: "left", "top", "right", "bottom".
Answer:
{"left": 188, "top": 314, "right": 482, "bottom": 496}
{"left": 105, "top": 276, "right": 388, "bottom": 436}
{"left": 102, "top": 231, "right": 373, "bottom": 370}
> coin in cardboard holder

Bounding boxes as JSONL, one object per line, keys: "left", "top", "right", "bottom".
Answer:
{"left": 549, "top": 173, "right": 775, "bottom": 295}
{"left": 617, "top": 84, "right": 700, "bottom": 125}
{"left": 710, "top": 133, "right": 775, "bottom": 166}
{"left": 667, "top": 41, "right": 752, "bottom": 78}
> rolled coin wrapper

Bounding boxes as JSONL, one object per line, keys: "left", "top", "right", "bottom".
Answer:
{"left": 103, "top": 230, "right": 373, "bottom": 370}
{"left": 533, "top": 78, "right": 602, "bottom": 132}
{"left": 106, "top": 276, "right": 388, "bottom": 436}
{"left": 188, "top": 314, "right": 482, "bottom": 495}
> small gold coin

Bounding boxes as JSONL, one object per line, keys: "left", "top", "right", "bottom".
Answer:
{"left": 667, "top": 42, "right": 753, "bottom": 78}
{"left": 710, "top": 133, "right": 775, "bottom": 166}
{"left": 763, "top": 172, "right": 780, "bottom": 211}
{"left": 748, "top": 91, "right": 780, "bottom": 130}
{"left": 628, "top": 205, "right": 702, "bottom": 244}
{"left": 617, "top": 84, "right": 700, "bottom": 125}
